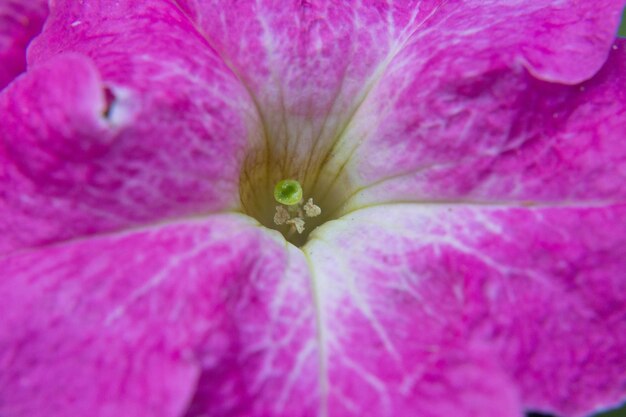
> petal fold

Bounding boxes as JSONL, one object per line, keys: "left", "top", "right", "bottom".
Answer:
{"left": 0, "top": 0, "right": 257, "bottom": 253}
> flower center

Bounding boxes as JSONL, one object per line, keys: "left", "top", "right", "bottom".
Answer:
{"left": 238, "top": 137, "right": 352, "bottom": 246}
{"left": 272, "top": 179, "right": 322, "bottom": 239}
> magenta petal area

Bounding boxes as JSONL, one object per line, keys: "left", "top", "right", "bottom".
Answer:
{"left": 0, "top": 0, "right": 256, "bottom": 254}
{"left": 0, "top": 0, "right": 48, "bottom": 90}
{"left": 0, "top": 53, "right": 116, "bottom": 252}
{"left": 323, "top": 29, "right": 626, "bottom": 213}
{"left": 307, "top": 204, "right": 626, "bottom": 417}
{"left": 181, "top": 0, "right": 624, "bottom": 109}
{"left": 178, "top": 1, "right": 625, "bottom": 201}
{"left": 3, "top": 207, "right": 625, "bottom": 417}
{"left": 0, "top": 215, "right": 320, "bottom": 417}
{"left": 1, "top": 1, "right": 625, "bottom": 417}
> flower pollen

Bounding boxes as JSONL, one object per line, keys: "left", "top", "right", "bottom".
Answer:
{"left": 303, "top": 198, "right": 322, "bottom": 217}
{"left": 272, "top": 181, "right": 322, "bottom": 239}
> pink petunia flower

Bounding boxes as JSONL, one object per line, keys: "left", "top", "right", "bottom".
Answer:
{"left": 1, "top": 1, "right": 625, "bottom": 416}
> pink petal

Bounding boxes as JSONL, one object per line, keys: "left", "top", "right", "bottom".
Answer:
{"left": 179, "top": 0, "right": 409, "bottom": 191}
{"left": 5, "top": 206, "right": 624, "bottom": 416}
{"left": 180, "top": 1, "right": 625, "bottom": 205}
{"left": 0, "top": 0, "right": 47, "bottom": 89}
{"left": 184, "top": 0, "right": 623, "bottom": 110}
{"left": 307, "top": 203, "right": 626, "bottom": 417}
{"left": 321, "top": 24, "right": 626, "bottom": 213}
{"left": 0, "top": 215, "right": 320, "bottom": 417}
{"left": 2, "top": 2, "right": 625, "bottom": 416}
{"left": 0, "top": 0, "right": 255, "bottom": 253}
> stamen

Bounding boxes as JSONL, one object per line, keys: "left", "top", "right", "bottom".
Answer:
{"left": 272, "top": 180, "right": 323, "bottom": 238}
{"left": 274, "top": 206, "right": 290, "bottom": 225}
{"left": 303, "top": 198, "right": 321, "bottom": 218}
{"left": 286, "top": 217, "right": 305, "bottom": 234}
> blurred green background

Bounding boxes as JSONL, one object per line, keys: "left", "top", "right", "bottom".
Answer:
{"left": 621, "top": 7, "right": 626, "bottom": 37}
{"left": 599, "top": 405, "right": 626, "bottom": 417}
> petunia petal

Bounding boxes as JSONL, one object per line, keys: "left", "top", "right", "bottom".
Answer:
{"left": 178, "top": 0, "right": 409, "bottom": 197}
{"left": 5, "top": 206, "right": 623, "bottom": 417}
{"left": 309, "top": 230, "right": 523, "bottom": 416}
{"left": 179, "top": 0, "right": 625, "bottom": 204}
{"left": 334, "top": 37, "right": 626, "bottom": 212}
{"left": 0, "top": 215, "right": 320, "bottom": 417}
{"left": 307, "top": 204, "right": 626, "bottom": 417}
{"left": 0, "top": 0, "right": 47, "bottom": 90}
{"left": 0, "top": 0, "right": 257, "bottom": 253}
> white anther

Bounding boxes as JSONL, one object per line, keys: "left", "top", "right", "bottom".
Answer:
{"left": 286, "top": 217, "right": 306, "bottom": 234}
{"left": 303, "top": 198, "right": 321, "bottom": 218}
{"left": 274, "top": 206, "right": 290, "bottom": 225}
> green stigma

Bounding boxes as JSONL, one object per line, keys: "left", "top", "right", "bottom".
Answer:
{"left": 274, "top": 179, "right": 303, "bottom": 206}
